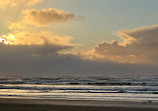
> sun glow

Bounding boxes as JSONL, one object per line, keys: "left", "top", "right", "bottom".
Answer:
{"left": 0, "top": 34, "right": 15, "bottom": 45}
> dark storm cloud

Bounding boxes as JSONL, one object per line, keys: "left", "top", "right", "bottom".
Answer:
{"left": 0, "top": 44, "right": 157, "bottom": 76}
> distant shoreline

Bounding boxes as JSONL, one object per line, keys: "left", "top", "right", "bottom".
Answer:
{"left": 0, "top": 98, "right": 158, "bottom": 111}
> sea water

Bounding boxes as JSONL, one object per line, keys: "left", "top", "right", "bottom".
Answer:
{"left": 0, "top": 75, "right": 158, "bottom": 102}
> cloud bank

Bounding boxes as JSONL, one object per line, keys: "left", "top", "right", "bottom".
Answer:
{"left": 88, "top": 25, "right": 158, "bottom": 65}
{"left": 0, "top": 43, "right": 158, "bottom": 76}
{"left": 1, "top": 25, "right": 158, "bottom": 76}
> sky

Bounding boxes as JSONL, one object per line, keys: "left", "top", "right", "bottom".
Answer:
{"left": 0, "top": 0, "right": 158, "bottom": 76}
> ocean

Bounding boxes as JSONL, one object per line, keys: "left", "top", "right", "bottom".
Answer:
{"left": 0, "top": 75, "right": 158, "bottom": 102}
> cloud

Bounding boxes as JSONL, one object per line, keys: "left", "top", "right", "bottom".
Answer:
{"left": 9, "top": 8, "right": 78, "bottom": 29}
{"left": 26, "top": 0, "right": 44, "bottom": 7}
{"left": 11, "top": 31, "right": 74, "bottom": 46}
{"left": 0, "top": 0, "right": 18, "bottom": 9}
{"left": 0, "top": 44, "right": 69, "bottom": 58}
{"left": 87, "top": 25, "right": 158, "bottom": 65}
{"left": 0, "top": 30, "right": 158, "bottom": 76}
{"left": 24, "top": 8, "right": 76, "bottom": 26}
{"left": 0, "top": 0, "right": 43, "bottom": 9}
{"left": 0, "top": 43, "right": 71, "bottom": 75}
{"left": 0, "top": 44, "right": 157, "bottom": 76}
{"left": 0, "top": 31, "right": 74, "bottom": 61}
{"left": 8, "top": 22, "right": 26, "bottom": 30}
{"left": 2, "top": 0, "right": 158, "bottom": 76}
{"left": 0, "top": 31, "right": 78, "bottom": 75}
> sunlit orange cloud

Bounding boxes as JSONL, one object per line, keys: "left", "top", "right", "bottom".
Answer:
{"left": 4, "top": 31, "right": 74, "bottom": 46}
{"left": 26, "top": 0, "right": 44, "bottom": 7}
{"left": 84, "top": 25, "right": 158, "bottom": 65}
{"left": 0, "top": 0, "right": 44, "bottom": 9}
{"left": 0, "top": 34, "right": 15, "bottom": 45}
{"left": 8, "top": 22, "right": 26, "bottom": 30}
{"left": 9, "top": 8, "right": 77, "bottom": 30}
{"left": 84, "top": 41, "right": 143, "bottom": 64}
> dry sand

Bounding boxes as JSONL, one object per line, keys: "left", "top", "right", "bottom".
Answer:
{"left": 0, "top": 98, "right": 157, "bottom": 111}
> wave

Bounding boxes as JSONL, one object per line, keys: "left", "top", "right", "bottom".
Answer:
{"left": 0, "top": 76, "right": 158, "bottom": 86}
{"left": 0, "top": 84, "right": 158, "bottom": 94}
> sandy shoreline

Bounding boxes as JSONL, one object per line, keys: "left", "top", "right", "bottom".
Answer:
{"left": 0, "top": 98, "right": 158, "bottom": 111}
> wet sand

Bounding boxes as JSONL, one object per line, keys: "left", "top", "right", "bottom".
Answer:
{"left": 0, "top": 98, "right": 158, "bottom": 111}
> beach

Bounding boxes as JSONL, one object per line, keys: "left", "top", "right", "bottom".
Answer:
{"left": 0, "top": 98, "right": 158, "bottom": 111}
